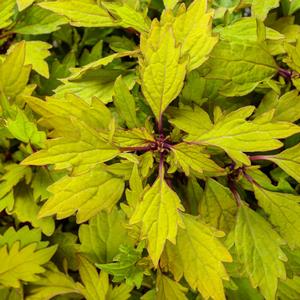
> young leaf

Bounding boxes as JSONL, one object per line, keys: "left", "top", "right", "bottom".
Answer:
{"left": 0, "top": 242, "right": 57, "bottom": 288}
{"left": 254, "top": 185, "right": 300, "bottom": 249}
{"left": 38, "top": 167, "right": 125, "bottom": 223}
{"left": 140, "top": 20, "right": 187, "bottom": 120}
{"left": 172, "top": 0, "right": 218, "bottom": 71}
{"left": 130, "top": 176, "right": 185, "bottom": 267}
{"left": 199, "top": 178, "right": 237, "bottom": 233}
{"left": 79, "top": 208, "right": 134, "bottom": 263}
{"left": 234, "top": 204, "right": 287, "bottom": 300}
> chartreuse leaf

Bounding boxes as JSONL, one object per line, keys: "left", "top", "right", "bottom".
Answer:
{"left": 6, "top": 107, "right": 46, "bottom": 147}
{"left": 13, "top": 6, "right": 68, "bottom": 35}
{"left": 77, "top": 255, "right": 108, "bottom": 300}
{"left": 130, "top": 175, "right": 185, "bottom": 266}
{"left": 156, "top": 272, "right": 188, "bottom": 300}
{"left": 170, "top": 143, "right": 224, "bottom": 175}
{"left": 26, "top": 263, "right": 82, "bottom": 300}
{"left": 102, "top": 2, "right": 150, "bottom": 33}
{"left": 204, "top": 40, "right": 278, "bottom": 96}
{"left": 25, "top": 94, "right": 111, "bottom": 135}
{"left": 38, "top": 167, "right": 125, "bottom": 223}
{"left": 172, "top": 0, "right": 218, "bottom": 71}
{"left": 0, "top": 164, "right": 31, "bottom": 211}
{"left": 16, "top": 0, "right": 35, "bottom": 11}
{"left": 8, "top": 185, "right": 55, "bottom": 236}
{"left": 163, "top": 214, "right": 232, "bottom": 300}
{"left": 254, "top": 185, "right": 300, "bottom": 249}
{"left": 38, "top": 0, "right": 115, "bottom": 27}
{"left": 0, "top": 41, "right": 31, "bottom": 98}
{"left": 0, "top": 0, "right": 15, "bottom": 29}
{"left": 114, "top": 76, "right": 139, "bottom": 129}
{"left": 168, "top": 106, "right": 213, "bottom": 136}
{"left": 252, "top": 0, "right": 280, "bottom": 21}
{"left": 79, "top": 208, "right": 134, "bottom": 263}
{"left": 0, "top": 238, "right": 57, "bottom": 288}
{"left": 78, "top": 255, "right": 132, "bottom": 300}
{"left": 266, "top": 143, "right": 300, "bottom": 183}
{"left": 140, "top": 19, "right": 187, "bottom": 120}
{"left": 185, "top": 106, "right": 300, "bottom": 165}
{"left": 163, "top": 0, "right": 179, "bottom": 9}
{"left": 277, "top": 276, "right": 300, "bottom": 300}
{"left": 234, "top": 204, "right": 287, "bottom": 300}
{"left": 199, "top": 179, "right": 237, "bottom": 233}
{"left": 22, "top": 120, "right": 119, "bottom": 170}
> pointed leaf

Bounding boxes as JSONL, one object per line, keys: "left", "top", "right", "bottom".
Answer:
{"left": 254, "top": 185, "right": 300, "bottom": 249}
{"left": 252, "top": 0, "right": 280, "bottom": 21}
{"left": 140, "top": 20, "right": 187, "bottom": 119}
{"left": 38, "top": 167, "right": 125, "bottom": 223}
{"left": 130, "top": 177, "right": 184, "bottom": 266}
{"left": 234, "top": 204, "right": 286, "bottom": 300}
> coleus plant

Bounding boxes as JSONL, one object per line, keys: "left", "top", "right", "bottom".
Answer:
{"left": 1, "top": 0, "right": 300, "bottom": 299}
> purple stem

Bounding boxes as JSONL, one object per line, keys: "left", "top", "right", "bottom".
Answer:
{"left": 278, "top": 67, "right": 292, "bottom": 79}
{"left": 250, "top": 155, "right": 272, "bottom": 161}
{"left": 159, "top": 152, "right": 165, "bottom": 178}
{"left": 228, "top": 178, "right": 242, "bottom": 207}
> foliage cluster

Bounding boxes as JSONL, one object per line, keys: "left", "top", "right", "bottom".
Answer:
{"left": 1, "top": 0, "right": 300, "bottom": 299}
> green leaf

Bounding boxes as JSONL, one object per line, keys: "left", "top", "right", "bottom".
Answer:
{"left": 26, "top": 264, "right": 82, "bottom": 300}
{"left": 203, "top": 40, "right": 278, "bottom": 96}
{"left": 21, "top": 120, "right": 119, "bottom": 170}
{"left": 0, "top": 0, "right": 15, "bottom": 29}
{"left": 130, "top": 176, "right": 185, "bottom": 266}
{"left": 186, "top": 106, "right": 300, "bottom": 165}
{"left": 156, "top": 272, "right": 188, "bottom": 300}
{"left": 164, "top": 214, "right": 232, "bottom": 300}
{"left": 199, "top": 178, "right": 237, "bottom": 233}
{"left": 0, "top": 41, "right": 31, "bottom": 98}
{"left": 6, "top": 107, "right": 46, "bottom": 147}
{"left": 234, "top": 204, "right": 287, "bottom": 300}
{"left": 38, "top": 0, "right": 115, "bottom": 27}
{"left": 172, "top": 0, "right": 218, "bottom": 71}
{"left": 254, "top": 185, "right": 300, "bottom": 249}
{"left": 252, "top": 0, "right": 280, "bottom": 21}
{"left": 79, "top": 208, "right": 134, "bottom": 263}
{"left": 96, "top": 244, "right": 144, "bottom": 288}
{"left": 170, "top": 143, "right": 224, "bottom": 175}
{"left": 13, "top": 6, "right": 68, "bottom": 35}
{"left": 38, "top": 167, "right": 125, "bottom": 223}
{"left": 140, "top": 20, "right": 187, "bottom": 120}
{"left": 8, "top": 185, "right": 55, "bottom": 236}
{"left": 267, "top": 143, "right": 300, "bottom": 183}
{"left": 114, "top": 76, "right": 139, "bottom": 129}
{"left": 0, "top": 241, "right": 57, "bottom": 288}
{"left": 102, "top": 2, "right": 150, "bottom": 33}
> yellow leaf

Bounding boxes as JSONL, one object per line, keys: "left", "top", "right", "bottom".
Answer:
{"left": 130, "top": 176, "right": 184, "bottom": 266}
{"left": 17, "top": 0, "right": 35, "bottom": 11}
{"left": 140, "top": 20, "right": 187, "bottom": 120}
